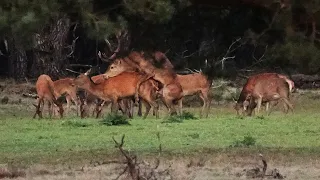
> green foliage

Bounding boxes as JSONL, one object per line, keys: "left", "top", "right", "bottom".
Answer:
{"left": 180, "top": 111, "right": 198, "bottom": 120}
{"left": 231, "top": 135, "right": 256, "bottom": 147}
{"left": 123, "top": 0, "right": 175, "bottom": 23}
{"left": 265, "top": 39, "right": 320, "bottom": 74}
{"left": 162, "top": 111, "right": 197, "bottom": 123}
{"left": 100, "top": 114, "right": 130, "bottom": 126}
{"left": 162, "top": 115, "right": 184, "bottom": 123}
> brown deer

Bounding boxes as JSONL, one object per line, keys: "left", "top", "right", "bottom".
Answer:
{"left": 53, "top": 78, "right": 80, "bottom": 116}
{"left": 103, "top": 51, "right": 183, "bottom": 116}
{"left": 176, "top": 73, "right": 212, "bottom": 118}
{"left": 243, "top": 77, "right": 294, "bottom": 116}
{"left": 80, "top": 74, "right": 139, "bottom": 118}
{"left": 74, "top": 70, "right": 159, "bottom": 119}
{"left": 234, "top": 72, "right": 294, "bottom": 115}
{"left": 33, "top": 74, "right": 64, "bottom": 119}
{"left": 102, "top": 53, "right": 212, "bottom": 117}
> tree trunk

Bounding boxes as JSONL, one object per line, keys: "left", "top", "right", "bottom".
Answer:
{"left": 7, "top": 36, "right": 28, "bottom": 81}
{"left": 31, "top": 16, "right": 71, "bottom": 79}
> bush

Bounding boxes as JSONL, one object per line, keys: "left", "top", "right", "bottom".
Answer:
{"left": 179, "top": 111, "right": 198, "bottom": 120}
{"left": 100, "top": 114, "right": 130, "bottom": 126}
{"left": 231, "top": 135, "right": 256, "bottom": 147}
{"left": 161, "top": 111, "right": 197, "bottom": 123}
{"left": 61, "top": 120, "right": 91, "bottom": 127}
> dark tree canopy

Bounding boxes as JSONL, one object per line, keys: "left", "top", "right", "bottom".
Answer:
{"left": 0, "top": 0, "right": 320, "bottom": 80}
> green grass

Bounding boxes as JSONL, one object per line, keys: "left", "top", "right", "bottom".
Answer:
{"left": 1, "top": 92, "right": 320, "bottom": 165}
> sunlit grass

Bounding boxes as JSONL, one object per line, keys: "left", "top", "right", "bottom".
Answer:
{"left": 1, "top": 91, "right": 320, "bottom": 165}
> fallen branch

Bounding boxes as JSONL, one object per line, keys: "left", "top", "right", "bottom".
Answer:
{"left": 112, "top": 133, "right": 172, "bottom": 180}
{"left": 242, "top": 154, "right": 285, "bottom": 179}
{"left": 22, "top": 93, "right": 38, "bottom": 99}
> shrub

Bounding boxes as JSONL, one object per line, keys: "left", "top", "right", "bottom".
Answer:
{"left": 231, "top": 135, "right": 256, "bottom": 147}
{"left": 179, "top": 111, "right": 197, "bottom": 120}
{"left": 61, "top": 120, "right": 91, "bottom": 127}
{"left": 161, "top": 111, "right": 197, "bottom": 123}
{"left": 100, "top": 114, "right": 130, "bottom": 126}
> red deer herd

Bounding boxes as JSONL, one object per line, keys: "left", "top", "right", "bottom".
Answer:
{"left": 33, "top": 51, "right": 295, "bottom": 119}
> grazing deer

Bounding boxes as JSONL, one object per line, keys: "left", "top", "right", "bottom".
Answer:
{"left": 33, "top": 74, "right": 64, "bottom": 119}
{"left": 234, "top": 73, "right": 294, "bottom": 115}
{"left": 103, "top": 51, "right": 183, "bottom": 116}
{"left": 74, "top": 70, "right": 159, "bottom": 119}
{"left": 53, "top": 78, "right": 80, "bottom": 116}
{"left": 244, "top": 77, "right": 293, "bottom": 116}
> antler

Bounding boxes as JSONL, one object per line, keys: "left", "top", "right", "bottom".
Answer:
{"left": 99, "top": 30, "right": 129, "bottom": 62}
{"left": 84, "top": 68, "right": 92, "bottom": 76}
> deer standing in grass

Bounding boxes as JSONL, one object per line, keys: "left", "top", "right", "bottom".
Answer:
{"left": 74, "top": 70, "right": 159, "bottom": 119}
{"left": 78, "top": 74, "right": 140, "bottom": 118}
{"left": 33, "top": 74, "right": 64, "bottom": 119}
{"left": 103, "top": 51, "right": 183, "bottom": 116}
{"left": 102, "top": 51, "right": 212, "bottom": 117}
{"left": 244, "top": 77, "right": 294, "bottom": 116}
{"left": 53, "top": 78, "right": 80, "bottom": 116}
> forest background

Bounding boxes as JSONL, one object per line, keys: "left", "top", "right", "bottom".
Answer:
{"left": 0, "top": 0, "right": 319, "bottom": 85}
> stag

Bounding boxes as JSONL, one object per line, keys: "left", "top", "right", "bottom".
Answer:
{"left": 33, "top": 74, "right": 64, "bottom": 119}
{"left": 101, "top": 51, "right": 212, "bottom": 117}
{"left": 102, "top": 51, "right": 183, "bottom": 116}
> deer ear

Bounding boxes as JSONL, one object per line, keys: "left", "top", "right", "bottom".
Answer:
{"left": 33, "top": 104, "right": 37, "bottom": 107}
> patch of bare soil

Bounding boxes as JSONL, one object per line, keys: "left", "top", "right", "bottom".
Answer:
{"left": 1, "top": 155, "right": 320, "bottom": 180}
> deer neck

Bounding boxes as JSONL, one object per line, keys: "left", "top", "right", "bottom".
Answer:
{"left": 81, "top": 80, "right": 105, "bottom": 99}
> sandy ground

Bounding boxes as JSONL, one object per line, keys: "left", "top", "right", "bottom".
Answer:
{"left": 1, "top": 154, "right": 320, "bottom": 180}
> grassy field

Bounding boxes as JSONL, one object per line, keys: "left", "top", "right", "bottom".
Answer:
{"left": 1, "top": 88, "right": 320, "bottom": 179}
{"left": 1, "top": 90, "right": 320, "bottom": 164}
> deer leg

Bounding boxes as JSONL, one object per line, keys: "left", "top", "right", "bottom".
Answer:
{"left": 137, "top": 100, "right": 143, "bottom": 117}
{"left": 64, "top": 95, "right": 70, "bottom": 116}
{"left": 69, "top": 91, "right": 80, "bottom": 116}
{"left": 265, "top": 102, "right": 269, "bottom": 112}
{"left": 282, "top": 98, "right": 293, "bottom": 114}
{"left": 48, "top": 101, "right": 53, "bottom": 119}
{"left": 33, "top": 98, "right": 42, "bottom": 119}
{"left": 256, "top": 96, "right": 262, "bottom": 115}
{"left": 141, "top": 100, "right": 151, "bottom": 119}
{"left": 178, "top": 98, "right": 183, "bottom": 116}
{"left": 164, "top": 97, "right": 177, "bottom": 116}
{"left": 135, "top": 75, "right": 154, "bottom": 105}
{"left": 199, "top": 93, "right": 206, "bottom": 118}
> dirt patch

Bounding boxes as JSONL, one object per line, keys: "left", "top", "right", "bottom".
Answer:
{"left": 0, "top": 154, "right": 319, "bottom": 180}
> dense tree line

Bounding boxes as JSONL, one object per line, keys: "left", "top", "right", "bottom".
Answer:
{"left": 0, "top": 0, "right": 320, "bottom": 81}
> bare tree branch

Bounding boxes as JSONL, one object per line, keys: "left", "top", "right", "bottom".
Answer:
{"left": 68, "top": 64, "right": 92, "bottom": 68}
{"left": 215, "top": 37, "right": 243, "bottom": 69}
{"left": 66, "top": 23, "right": 79, "bottom": 58}
{"left": 66, "top": 68, "right": 81, "bottom": 74}
{"left": 252, "top": 45, "right": 268, "bottom": 62}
